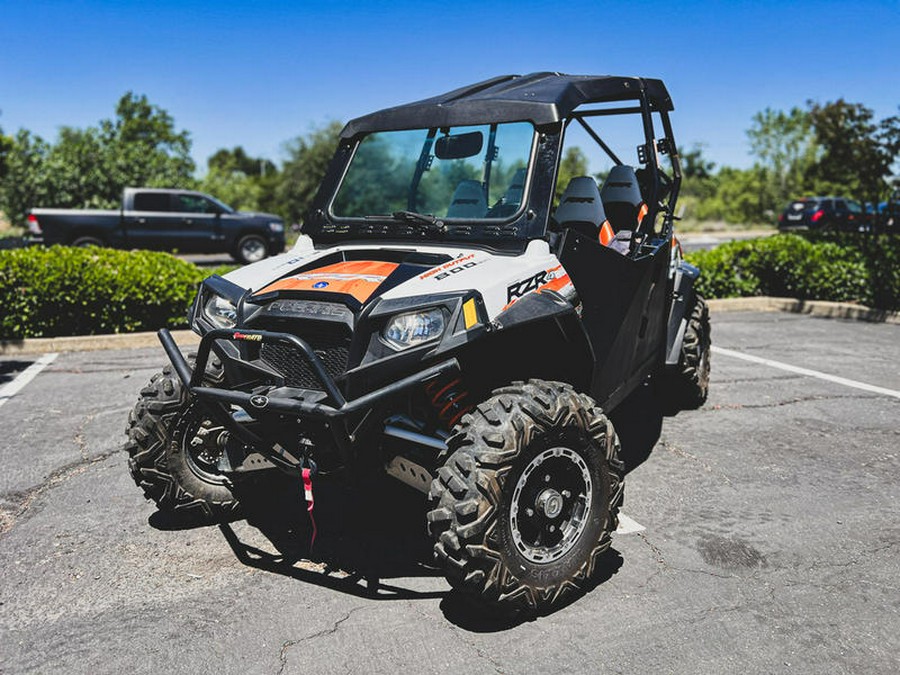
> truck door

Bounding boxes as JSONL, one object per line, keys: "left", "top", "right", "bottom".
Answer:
{"left": 170, "top": 193, "right": 221, "bottom": 252}
{"left": 124, "top": 191, "right": 182, "bottom": 251}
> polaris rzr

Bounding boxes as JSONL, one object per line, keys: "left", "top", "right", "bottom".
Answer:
{"left": 125, "top": 73, "right": 711, "bottom": 612}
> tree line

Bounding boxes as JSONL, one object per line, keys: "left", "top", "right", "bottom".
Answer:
{"left": 0, "top": 92, "right": 344, "bottom": 228}
{"left": 679, "top": 99, "right": 900, "bottom": 224}
{"left": 1, "top": 93, "right": 898, "bottom": 229}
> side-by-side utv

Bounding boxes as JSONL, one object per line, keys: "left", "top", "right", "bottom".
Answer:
{"left": 125, "top": 72, "right": 711, "bottom": 612}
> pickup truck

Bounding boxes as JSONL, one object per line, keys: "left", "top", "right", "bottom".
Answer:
{"left": 26, "top": 188, "right": 286, "bottom": 264}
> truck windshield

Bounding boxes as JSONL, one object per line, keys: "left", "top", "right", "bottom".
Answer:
{"left": 331, "top": 122, "right": 534, "bottom": 221}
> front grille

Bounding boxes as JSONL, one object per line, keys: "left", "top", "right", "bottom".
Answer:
{"left": 258, "top": 327, "right": 351, "bottom": 390}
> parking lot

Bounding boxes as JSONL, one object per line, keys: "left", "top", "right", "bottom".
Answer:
{"left": 1, "top": 311, "right": 898, "bottom": 674}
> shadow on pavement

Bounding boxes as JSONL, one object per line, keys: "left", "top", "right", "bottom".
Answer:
{"left": 0, "top": 359, "right": 35, "bottom": 386}
{"left": 152, "top": 472, "right": 447, "bottom": 601}
{"left": 610, "top": 381, "right": 663, "bottom": 474}
{"left": 146, "top": 383, "right": 656, "bottom": 616}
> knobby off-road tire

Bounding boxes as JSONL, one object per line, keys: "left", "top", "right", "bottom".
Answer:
{"left": 124, "top": 355, "right": 241, "bottom": 521}
{"left": 658, "top": 295, "right": 711, "bottom": 412}
{"left": 427, "top": 380, "right": 624, "bottom": 612}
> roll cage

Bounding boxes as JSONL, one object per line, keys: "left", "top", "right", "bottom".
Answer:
{"left": 304, "top": 72, "right": 682, "bottom": 254}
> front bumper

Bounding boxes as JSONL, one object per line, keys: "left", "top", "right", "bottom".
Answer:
{"left": 158, "top": 327, "right": 458, "bottom": 473}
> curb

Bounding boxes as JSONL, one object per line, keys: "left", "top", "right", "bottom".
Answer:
{"left": 707, "top": 297, "right": 900, "bottom": 324}
{"left": 1, "top": 330, "right": 200, "bottom": 356}
{"left": 1, "top": 297, "right": 897, "bottom": 356}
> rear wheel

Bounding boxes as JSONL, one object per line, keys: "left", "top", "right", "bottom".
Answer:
{"left": 124, "top": 355, "right": 242, "bottom": 521}
{"left": 427, "top": 380, "right": 624, "bottom": 612}
{"left": 71, "top": 235, "right": 105, "bottom": 247}
{"left": 233, "top": 234, "right": 268, "bottom": 264}
{"left": 657, "top": 295, "right": 711, "bottom": 412}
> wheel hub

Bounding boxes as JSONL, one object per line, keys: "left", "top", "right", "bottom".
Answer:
{"left": 509, "top": 446, "right": 593, "bottom": 564}
{"left": 186, "top": 419, "right": 228, "bottom": 478}
{"left": 536, "top": 488, "right": 564, "bottom": 518}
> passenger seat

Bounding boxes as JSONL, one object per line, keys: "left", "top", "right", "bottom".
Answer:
{"left": 600, "top": 165, "right": 648, "bottom": 254}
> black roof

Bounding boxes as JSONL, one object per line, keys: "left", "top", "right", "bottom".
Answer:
{"left": 341, "top": 72, "right": 673, "bottom": 138}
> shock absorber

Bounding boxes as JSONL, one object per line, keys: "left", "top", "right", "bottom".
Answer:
{"left": 424, "top": 374, "right": 474, "bottom": 430}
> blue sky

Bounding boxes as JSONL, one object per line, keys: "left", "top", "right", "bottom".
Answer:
{"left": 1, "top": 0, "right": 898, "bottom": 173}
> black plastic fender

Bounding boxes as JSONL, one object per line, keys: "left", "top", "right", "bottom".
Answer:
{"left": 469, "top": 290, "right": 595, "bottom": 394}
{"left": 665, "top": 260, "right": 700, "bottom": 366}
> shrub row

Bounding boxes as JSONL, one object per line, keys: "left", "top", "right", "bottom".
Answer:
{"left": 2, "top": 234, "right": 896, "bottom": 340}
{"left": 0, "top": 246, "right": 233, "bottom": 339}
{"left": 686, "top": 233, "right": 900, "bottom": 311}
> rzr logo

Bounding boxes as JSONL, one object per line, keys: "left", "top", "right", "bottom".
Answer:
{"left": 233, "top": 332, "right": 262, "bottom": 342}
{"left": 507, "top": 271, "right": 548, "bottom": 303}
{"left": 249, "top": 395, "right": 269, "bottom": 409}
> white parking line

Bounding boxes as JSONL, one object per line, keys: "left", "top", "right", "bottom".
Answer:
{"left": 0, "top": 353, "right": 59, "bottom": 409}
{"left": 616, "top": 513, "right": 646, "bottom": 534}
{"left": 711, "top": 346, "right": 900, "bottom": 400}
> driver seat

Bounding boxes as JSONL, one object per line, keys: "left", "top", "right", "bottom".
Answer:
{"left": 555, "top": 176, "right": 614, "bottom": 244}
{"left": 447, "top": 180, "right": 487, "bottom": 218}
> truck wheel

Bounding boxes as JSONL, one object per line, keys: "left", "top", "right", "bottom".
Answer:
{"left": 124, "top": 355, "right": 241, "bottom": 521}
{"left": 427, "top": 380, "right": 624, "bottom": 612}
{"left": 657, "top": 295, "right": 711, "bottom": 413}
{"left": 233, "top": 234, "right": 268, "bottom": 264}
{"left": 71, "top": 235, "right": 105, "bottom": 247}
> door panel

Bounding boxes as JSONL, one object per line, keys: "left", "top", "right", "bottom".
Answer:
{"left": 559, "top": 230, "right": 670, "bottom": 408}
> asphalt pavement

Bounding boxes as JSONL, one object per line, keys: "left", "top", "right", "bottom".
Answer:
{"left": 0, "top": 311, "right": 898, "bottom": 674}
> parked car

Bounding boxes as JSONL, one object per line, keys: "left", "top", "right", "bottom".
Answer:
{"left": 26, "top": 188, "right": 285, "bottom": 264}
{"left": 778, "top": 196, "right": 870, "bottom": 232}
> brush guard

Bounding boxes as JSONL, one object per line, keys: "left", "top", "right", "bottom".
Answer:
{"left": 158, "top": 328, "right": 459, "bottom": 475}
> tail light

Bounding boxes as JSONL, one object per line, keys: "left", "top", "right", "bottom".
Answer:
{"left": 26, "top": 214, "right": 42, "bottom": 235}
{"left": 811, "top": 210, "right": 824, "bottom": 223}
{"left": 778, "top": 213, "right": 784, "bottom": 223}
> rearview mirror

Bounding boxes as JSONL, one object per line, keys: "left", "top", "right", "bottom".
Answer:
{"left": 435, "top": 131, "right": 483, "bottom": 160}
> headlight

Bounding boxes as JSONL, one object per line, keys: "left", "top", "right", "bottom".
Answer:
{"left": 382, "top": 308, "right": 445, "bottom": 350}
{"left": 268, "top": 221, "right": 284, "bottom": 233}
{"left": 203, "top": 294, "right": 237, "bottom": 329}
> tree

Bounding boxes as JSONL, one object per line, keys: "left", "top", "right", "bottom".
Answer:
{"left": 746, "top": 107, "right": 817, "bottom": 214}
{"left": 198, "top": 167, "right": 262, "bottom": 212}
{"left": 680, "top": 143, "right": 717, "bottom": 181}
{"left": 276, "top": 121, "right": 344, "bottom": 225}
{"left": 0, "top": 123, "right": 12, "bottom": 183}
{"left": 806, "top": 99, "right": 895, "bottom": 204}
{"left": 200, "top": 146, "right": 283, "bottom": 214}
{"left": 0, "top": 93, "right": 195, "bottom": 226}
{"left": 97, "top": 92, "right": 195, "bottom": 197}
{"left": 208, "top": 146, "right": 276, "bottom": 177}
{"left": 554, "top": 146, "right": 589, "bottom": 201}
{"left": 0, "top": 130, "right": 52, "bottom": 227}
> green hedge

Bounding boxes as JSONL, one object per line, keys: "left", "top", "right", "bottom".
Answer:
{"left": 0, "top": 246, "right": 233, "bottom": 339}
{"left": 686, "top": 233, "right": 900, "bottom": 311}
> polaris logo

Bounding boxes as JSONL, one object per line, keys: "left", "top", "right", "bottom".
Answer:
{"left": 507, "top": 271, "right": 548, "bottom": 303}
{"left": 265, "top": 300, "right": 352, "bottom": 321}
{"left": 249, "top": 395, "right": 269, "bottom": 409}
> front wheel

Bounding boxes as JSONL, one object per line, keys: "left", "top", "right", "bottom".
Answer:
{"left": 124, "top": 356, "right": 241, "bottom": 521}
{"left": 233, "top": 234, "right": 268, "bottom": 265}
{"left": 427, "top": 380, "right": 624, "bottom": 612}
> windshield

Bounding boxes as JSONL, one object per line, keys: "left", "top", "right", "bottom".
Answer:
{"left": 331, "top": 122, "right": 534, "bottom": 220}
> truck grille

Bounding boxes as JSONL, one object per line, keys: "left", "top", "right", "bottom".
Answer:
{"left": 258, "top": 328, "right": 351, "bottom": 390}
